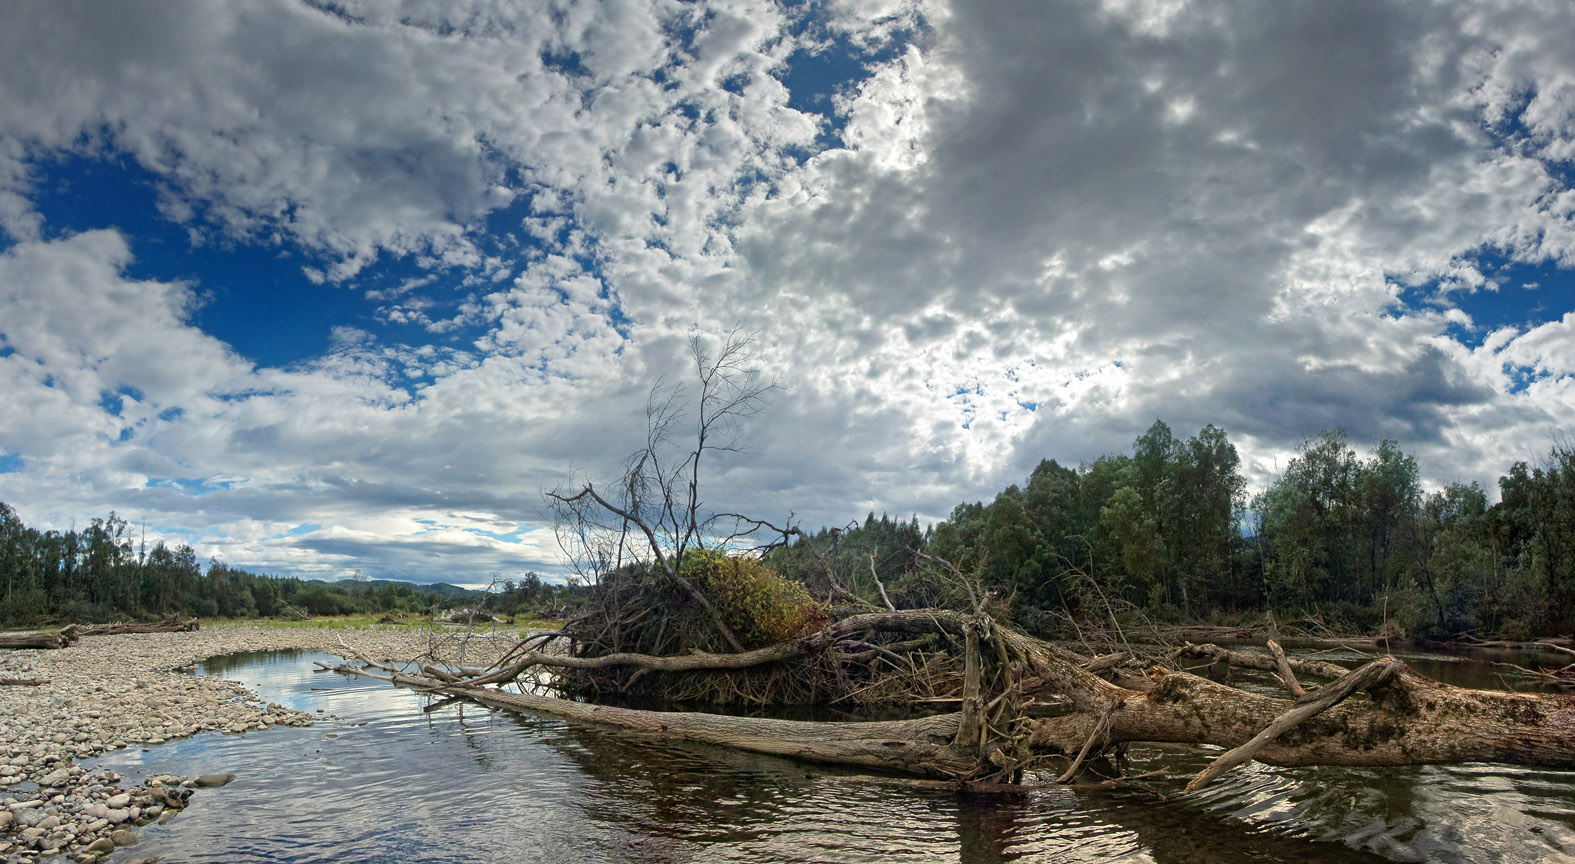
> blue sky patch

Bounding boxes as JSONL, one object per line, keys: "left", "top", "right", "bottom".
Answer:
{"left": 26, "top": 153, "right": 503, "bottom": 372}
{"left": 1393, "top": 250, "right": 1573, "bottom": 349}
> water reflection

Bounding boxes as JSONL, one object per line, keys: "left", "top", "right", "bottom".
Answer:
{"left": 81, "top": 650, "right": 1575, "bottom": 864}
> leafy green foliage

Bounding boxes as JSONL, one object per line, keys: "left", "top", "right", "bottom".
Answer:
{"left": 684, "top": 550, "right": 828, "bottom": 646}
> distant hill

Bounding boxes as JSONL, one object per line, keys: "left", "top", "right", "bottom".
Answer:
{"left": 311, "top": 578, "right": 483, "bottom": 600}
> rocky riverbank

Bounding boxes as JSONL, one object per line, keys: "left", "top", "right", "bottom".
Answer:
{"left": 0, "top": 625, "right": 512, "bottom": 862}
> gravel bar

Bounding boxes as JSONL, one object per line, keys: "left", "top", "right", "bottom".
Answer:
{"left": 0, "top": 625, "right": 513, "bottom": 862}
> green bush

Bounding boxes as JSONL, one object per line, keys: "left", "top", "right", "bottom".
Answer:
{"left": 682, "top": 550, "right": 828, "bottom": 647}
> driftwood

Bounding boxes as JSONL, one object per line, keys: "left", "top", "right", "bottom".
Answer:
{"left": 333, "top": 606, "right": 1575, "bottom": 792}
{"left": 0, "top": 677, "right": 49, "bottom": 685}
{"left": 1151, "top": 620, "right": 1401, "bottom": 651}
{"left": 0, "top": 629, "right": 78, "bottom": 649}
{"left": 77, "top": 615, "right": 199, "bottom": 636}
{"left": 1, "top": 616, "right": 198, "bottom": 650}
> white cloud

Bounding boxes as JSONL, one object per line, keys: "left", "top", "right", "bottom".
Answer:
{"left": 2, "top": 1, "right": 1575, "bottom": 581}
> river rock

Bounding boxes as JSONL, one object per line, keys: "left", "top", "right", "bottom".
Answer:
{"left": 16, "top": 808, "right": 47, "bottom": 828}
{"left": 110, "top": 827, "right": 137, "bottom": 846}
{"left": 0, "top": 625, "right": 512, "bottom": 858}
{"left": 85, "top": 836, "right": 114, "bottom": 854}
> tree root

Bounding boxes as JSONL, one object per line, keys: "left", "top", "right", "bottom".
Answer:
{"left": 329, "top": 611, "right": 1575, "bottom": 785}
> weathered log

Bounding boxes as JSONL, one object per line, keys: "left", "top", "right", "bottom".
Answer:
{"left": 77, "top": 615, "right": 199, "bottom": 636}
{"left": 1265, "top": 639, "right": 1308, "bottom": 697}
{"left": 1030, "top": 662, "right": 1575, "bottom": 772}
{"left": 357, "top": 665, "right": 979, "bottom": 776}
{"left": 465, "top": 608, "right": 965, "bottom": 686}
{"left": 952, "top": 617, "right": 984, "bottom": 750}
{"left": 339, "top": 608, "right": 1575, "bottom": 783}
{"left": 1179, "top": 641, "right": 1350, "bottom": 681}
{"left": 1184, "top": 656, "right": 1399, "bottom": 791}
{"left": 0, "top": 628, "right": 78, "bottom": 649}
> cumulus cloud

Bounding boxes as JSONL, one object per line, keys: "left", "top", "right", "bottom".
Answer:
{"left": 1, "top": 0, "right": 1574, "bottom": 581}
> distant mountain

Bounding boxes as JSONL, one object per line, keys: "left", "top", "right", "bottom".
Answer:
{"left": 313, "top": 578, "right": 483, "bottom": 600}
{"left": 374, "top": 580, "right": 482, "bottom": 599}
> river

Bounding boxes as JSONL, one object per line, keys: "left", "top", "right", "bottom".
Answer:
{"left": 85, "top": 647, "right": 1575, "bottom": 863}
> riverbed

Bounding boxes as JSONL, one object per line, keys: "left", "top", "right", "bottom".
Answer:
{"left": 79, "top": 647, "right": 1575, "bottom": 863}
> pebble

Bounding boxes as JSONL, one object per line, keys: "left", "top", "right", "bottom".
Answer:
{"left": 0, "top": 626, "right": 502, "bottom": 860}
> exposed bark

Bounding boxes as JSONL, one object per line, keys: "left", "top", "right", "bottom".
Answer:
{"left": 1184, "top": 657, "right": 1398, "bottom": 791}
{"left": 1029, "top": 660, "right": 1575, "bottom": 774}
{"left": 952, "top": 617, "right": 984, "bottom": 750}
{"left": 466, "top": 609, "right": 961, "bottom": 686}
{"left": 0, "top": 629, "right": 78, "bottom": 649}
{"left": 1151, "top": 623, "right": 1398, "bottom": 651}
{"left": 77, "top": 615, "right": 199, "bottom": 636}
{"left": 403, "top": 669, "right": 977, "bottom": 776}
{"left": 335, "top": 609, "right": 1575, "bottom": 787}
{"left": 1265, "top": 639, "right": 1308, "bottom": 697}
{"left": 1178, "top": 641, "right": 1351, "bottom": 681}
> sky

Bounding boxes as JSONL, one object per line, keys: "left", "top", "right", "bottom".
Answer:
{"left": 1, "top": 0, "right": 1573, "bottom": 586}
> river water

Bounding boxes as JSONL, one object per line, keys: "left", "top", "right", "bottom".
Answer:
{"left": 86, "top": 648, "right": 1575, "bottom": 863}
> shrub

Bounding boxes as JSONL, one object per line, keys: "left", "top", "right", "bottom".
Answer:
{"left": 682, "top": 549, "right": 828, "bottom": 646}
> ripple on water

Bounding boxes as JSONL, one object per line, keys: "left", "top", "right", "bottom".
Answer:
{"left": 78, "top": 651, "right": 1575, "bottom": 864}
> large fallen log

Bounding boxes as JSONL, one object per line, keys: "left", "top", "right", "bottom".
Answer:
{"left": 1028, "top": 656, "right": 1575, "bottom": 775}
{"left": 466, "top": 608, "right": 963, "bottom": 685}
{"left": 0, "top": 628, "right": 79, "bottom": 649}
{"left": 1, "top": 616, "right": 199, "bottom": 650}
{"left": 335, "top": 610, "right": 1575, "bottom": 788}
{"left": 77, "top": 615, "right": 199, "bottom": 636}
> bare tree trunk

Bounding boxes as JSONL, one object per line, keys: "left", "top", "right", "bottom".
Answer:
{"left": 393, "top": 669, "right": 978, "bottom": 776}
{"left": 0, "top": 628, "right": 79, "bottom": 649}
{"left": 335, "top": 610, "right": 1575, "bottom": 785}
{"left": 1030, "top": 662, "right": 1575, "bottom": 773}
{"left": 77, "top": 615, "right": 198, "bottom": 636}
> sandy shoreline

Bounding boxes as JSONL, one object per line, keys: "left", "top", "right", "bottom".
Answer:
{"left": 0, "top": 625, "right": 511, "bottom": 862}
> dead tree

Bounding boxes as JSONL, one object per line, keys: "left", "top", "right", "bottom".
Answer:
{"left": 76, "top": 615, "right": 199, "bottom": 635}
{"left": 0, "top": 628, "right": 79, "bottom": 649}
{"left": 547, "top": 329, "right": 780, "bottom": 654}
{"left": 444, "top": 329, "right": 1575, "bottom": 789}
{"left": 333, "top": 602, "right": 1575, "bottom": 791}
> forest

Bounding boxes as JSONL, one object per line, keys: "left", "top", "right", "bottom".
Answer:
{"left": 3, "top": 422, "right": 1572, "bottom": 640}
{"left": 765, "top": 422, "right": 1575, "bottom": 641}
{"left": 0, "top": 503, "right": 568, "bottom": 627}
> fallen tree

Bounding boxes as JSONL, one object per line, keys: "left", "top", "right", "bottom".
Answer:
{"left": 334, "top": 602, "right": 1575, "bottom": 790}
{"left": 337, "top": 332, "right": 1570, "bottom": 791}
{"left": 0, "top": 628, "right": 79, "bottom": 649}
{"left": 1, "top": 615, "right": 199, "bottom": 650}
{"left": 75, "top": 614, "right": 199, "bottom": 636}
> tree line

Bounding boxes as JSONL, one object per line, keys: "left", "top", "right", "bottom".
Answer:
{"left": 0, "top": 505, "right": 568, "bottom": 626}
{"left": 5, "top": 420, "right": 1571, "bottom": 638}
{"left": 768, "top": 422, "right": 1575, "bottom": 640}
